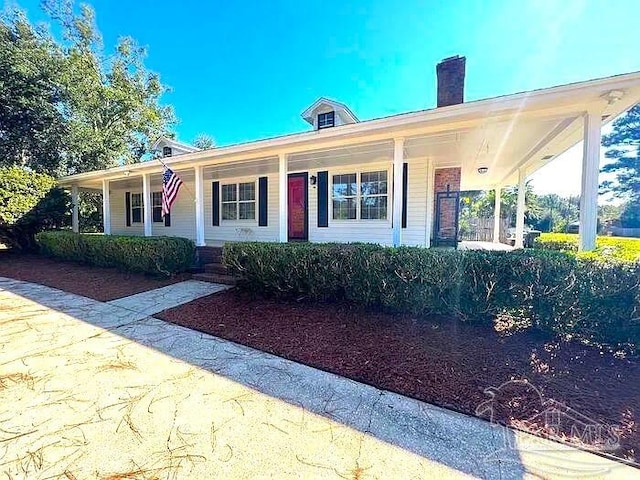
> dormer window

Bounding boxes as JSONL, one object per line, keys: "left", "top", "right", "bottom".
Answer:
{"left": 162, "top": 146, "right": 172, "bottom": 157}
{"left": 317, "top": 111, "right": 335, "bottom": 129}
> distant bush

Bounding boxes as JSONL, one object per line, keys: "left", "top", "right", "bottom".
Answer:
{"left": 0, "top": 166, "right": 69, "bottom": 250}
{"left": 37, "top": 232, "right": 195, "bottom": 276}
{"left": 535, "top": 232, "right": 640, "bottom": 262}
{"left": 224, "top": 242, "right": 640, "bottom": 354}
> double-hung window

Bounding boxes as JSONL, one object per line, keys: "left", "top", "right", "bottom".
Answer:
{"left": 332, "top": 170, "right": 388, "bottom": 220}
{"left": 152, "top": 192, "right": 163, "bottom": 222}
{"left": 360, "top": 171, "right": 388, "bottom": 220}
{"left": 131, "top": 193, "right": 143, "bottom": 223}
{"left": 221, "top": 181, "right": 256, "bottom": 221}
{"left": 332, "top": 174, "right": 357, "bottom": 219}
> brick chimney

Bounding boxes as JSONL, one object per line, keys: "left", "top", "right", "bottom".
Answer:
{"left": 436, "top": 55, "right": 466, "bottom": 107}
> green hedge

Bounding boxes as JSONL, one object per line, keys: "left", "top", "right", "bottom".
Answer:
{"left": 535, "top": 233, "right": 640, "bottom": 262}
{"left": 37, "top": 232, "right": 195, "bottom": 276}
{"left": 224, "top": 242, "right": 640, "bottom": 354}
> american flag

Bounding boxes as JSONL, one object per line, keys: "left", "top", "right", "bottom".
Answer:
{"left": 162, "top": 167, "right": 183, "bottom": 217}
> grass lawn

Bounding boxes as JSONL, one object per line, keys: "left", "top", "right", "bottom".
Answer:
{"left": 0, "top": 252, "right": 189, "bottom": 301}
{"left": 536, "top": 233, "right": 640, "bottom": 261}
{"left": 157, "top": 290, "right": 640, "bottom": 465}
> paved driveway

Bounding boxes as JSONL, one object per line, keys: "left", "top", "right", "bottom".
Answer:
{"left": 0, "top": 278, "right": 635, "bottom": 479}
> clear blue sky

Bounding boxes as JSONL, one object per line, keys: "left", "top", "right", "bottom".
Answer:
{"left": 15, "top": 0, "right": 640, "bottom": 196}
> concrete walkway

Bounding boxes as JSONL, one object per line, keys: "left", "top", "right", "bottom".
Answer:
{"left": 107, "top": 279, "right": 228, "bottom": 315}
{"left": 0, "top": 277, "right": 635, "bottom": 479}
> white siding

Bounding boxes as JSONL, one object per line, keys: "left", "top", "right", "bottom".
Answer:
{"left": 402, "top": 157, "right": 430, "bottom": 246}
{"left": 204, "top": 173, "right": 280, "bottom": 243}
{"left": 109, "top": 181, "right": 196, "bottom": 240}
{"left": 110, "top": 188, "right": 143, "bottom": 236}
{"left": 106, "top": 157, "right": 431, "bottom": 247}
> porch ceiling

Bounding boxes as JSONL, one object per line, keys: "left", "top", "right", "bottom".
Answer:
{"left": 404, "top": 113, "right": 582, "bottom": 190}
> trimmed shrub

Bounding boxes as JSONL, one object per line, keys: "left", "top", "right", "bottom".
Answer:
{"left": 224, "top": 242, "right": 640, "bottom": 354}
{"left": 535, "top": 232, "right": 640, "bottom": 262}
{"left": 36, "top": 232, "right": 195, "bottom": 276}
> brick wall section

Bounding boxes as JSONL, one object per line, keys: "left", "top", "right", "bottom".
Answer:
{"left": 433, "top": 167, "right": 461, "bottom": 240}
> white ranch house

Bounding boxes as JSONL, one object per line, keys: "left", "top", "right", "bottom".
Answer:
{"left": 59, "top": 57, "right": 640, "bottom": 251}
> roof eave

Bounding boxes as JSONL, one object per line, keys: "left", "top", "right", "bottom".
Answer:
{"left": 59, "top": 70, "right": 640, "bottom": 187}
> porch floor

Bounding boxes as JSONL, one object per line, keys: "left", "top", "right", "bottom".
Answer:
{"left": 458, "top": 241, "right": 514, "bottom": 251}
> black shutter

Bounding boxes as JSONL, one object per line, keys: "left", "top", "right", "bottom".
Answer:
{"left": 125, "top": 192, "right": 131, "bottom": 227}
{"left": 164, "top": 212, "right": 171, "bottom": 227}
{"left": 258, "top": 176, "right": 268, "bottom": 226}
{"left": 317, "top": 171, "right": 328, "bottom": 227}
{"left": 402, "top": 163, "right": 408, "bottom": 228}
{"left": 212, "top": 181, "right": 220, "bottom": 226}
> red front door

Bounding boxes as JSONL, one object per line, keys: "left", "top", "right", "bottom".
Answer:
{"left": 288, "top": 173, "right": 308, "bottom": 241}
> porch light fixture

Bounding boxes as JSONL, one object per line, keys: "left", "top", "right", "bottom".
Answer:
{"left": 123, "top": 170, "right": 131, "bottom": 177}
{"left": 477, "top": 167, "right": 488, "bottom": 174}
{"left": 309, "top": 175, "right": 317, "bottom": 186}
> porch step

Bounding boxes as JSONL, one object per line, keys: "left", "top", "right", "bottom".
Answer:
{"left": 192, "top": 272, "right": 237, "bottom": 286}
{"left": 196, "top": 246, "right": 223, "bottom": 265}
{"left": 204, "top": 263, "right": 230, "bottom": 275}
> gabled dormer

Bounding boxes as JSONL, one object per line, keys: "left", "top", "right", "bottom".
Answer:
{"left": 301, "top": 98, "right": 359, "bottom": 131}
{"left": 152, "top": 136, "right": 200, "bottom": 158}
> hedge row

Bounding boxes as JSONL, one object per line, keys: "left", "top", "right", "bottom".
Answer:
{"left": 535, "top": 232, "right": 640, "bottom": 262}
{"left": 224, "top": 242, "right": 640, "bottom": 354}
{"left": 36, "top": 231, "right": 195, "bottom": 276}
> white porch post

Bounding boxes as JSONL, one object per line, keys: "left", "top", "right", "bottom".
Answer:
{"left": 392, "top": 137, "right": 404, "bottom": 247}
{"left": 278, "top": 153, "right": 288, "bottom": 242}
{"left": 71, "top": 185, "right": 79, "bottom": 233}
{"left": 493, "top": 186, "right": 501, "bottom": 243}
{"left": 515, "top": 169, "right": 526, "bottom": 249}
{"left": 102, "top": 179, "right": 111, "bottom": 235}
{"left": 142, "top": 173, "right": 152, "bottom": 237}
{"left": 424, "top": 158, "right": 434, "bottom": 247}
{"left": 579, "top": 109, "right": 602, "bottom": 251}
{"left": 194, "top": 165, "right": 205, "bottom": 246}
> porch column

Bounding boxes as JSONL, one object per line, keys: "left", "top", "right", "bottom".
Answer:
{"left": 102, "top": 179, "right": 111, "bottom": 235}
{"left": 278, "top": 153, "right": 288, "bottom": 242}
{"left": 514, "top": 168, "right": 526, "bottom": 248}
{"left": 194, "top": 165, "right": 205, "bottom": 246}
{"left": 493, "top": 186, "right": 501, "bottom": 243}
{"left": 142, "top": 173, "right": 152, "bottom": 237}
{"left": 71, "top": 185, "right": 79, "bottom": 233}
{"left": 579, "top": 109, "right": 602, "bottom": 251}
{"left": 392, "top": 137, "right": 404, "bottom": 246}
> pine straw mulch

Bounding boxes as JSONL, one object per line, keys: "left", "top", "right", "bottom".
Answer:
{"left": 157, "top": 289, "right": 640, "bottom": 465}
{"left": 0, "top": 252, "right": 189, "bottom": 301}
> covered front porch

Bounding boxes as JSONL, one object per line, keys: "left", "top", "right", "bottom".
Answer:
{"left": 62, "top": 73, "right": 640, "bottom": 251}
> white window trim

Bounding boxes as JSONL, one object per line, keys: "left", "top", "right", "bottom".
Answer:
{"left": 220, "top": 177, "right": 258, "bottom": 225}
{"left": 329, "top": 163, "right": 392, "bottom": 225}
{"left": 130, "top": 192, "right": 144, "bottom": 224}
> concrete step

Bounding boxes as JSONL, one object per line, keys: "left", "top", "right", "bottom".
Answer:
{"left": 204, "top": 263, "right": 229, "bottom": 275}
{"left": 192, "top": 272, "right": 237, "bottom": 286}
